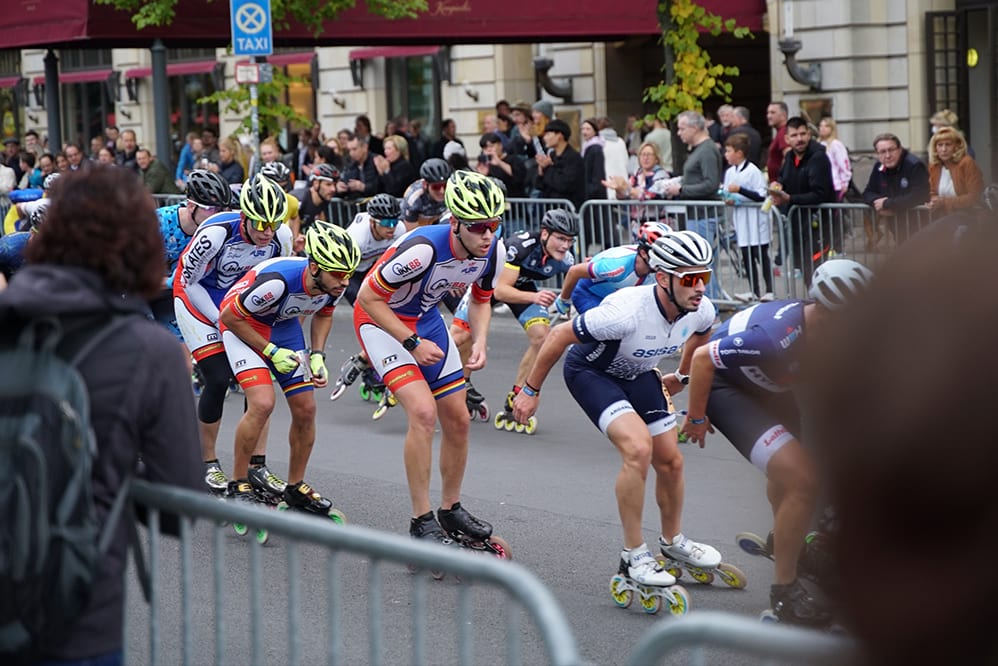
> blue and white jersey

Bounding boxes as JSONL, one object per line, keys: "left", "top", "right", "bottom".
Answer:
{"left": 226, "top": 257, "right": 335, "bottom": 326}
{"left": 707, "top": 299, "right": 806, "bottom": 394}
{"left": 400, "top": 180, "right": 448, "bottom": 225}
{"left": 504, "top": 230, "right": 574, "bottom": 287}
{"left": 568, "top": 283, "right": 715, "bottom": 380}
{"left": 346, "top": 211, "right": 410, "bottom": 273}
{"left": 572, "top": 244, "right": 650, "bottom": 312}
{"left": 157, "top": 203, "right": 192, "bottom": 288}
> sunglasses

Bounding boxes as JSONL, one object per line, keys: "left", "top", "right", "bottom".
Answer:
{"left": 188, "top": 200, "right": 220, "bottom": 214}
{"left": 427, "top": 182, "right": 446, "bottom": 192}
{"left": 324, "top": 269, "right": 354, "bottom": 280}
{"left": 377, "top": 218, "right": 399, "bottom": 228}
{"left": 462, "top": 219, "right": 500, "bottom": 234}
{"left": 248, "top": 217, "right": 282, "bottom": 232}
{"left": 661, "top": 268, "right": 712, "bottom": 287}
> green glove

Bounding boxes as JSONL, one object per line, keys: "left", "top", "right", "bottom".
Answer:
{"left": 263, "top": 342, "right": 300, "bottom": 374}
{"left": 309, "top": 352, "right": 328, "bottom": 380}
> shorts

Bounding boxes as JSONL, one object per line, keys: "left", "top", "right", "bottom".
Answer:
{"left": 563, "top": 356, "right": 675, "bottom": 436}
{"left": 221, "top": 318, "right": 313, "bottom": 397}
{"left": 453, "top": 282, "right": 550, "bottom": 332}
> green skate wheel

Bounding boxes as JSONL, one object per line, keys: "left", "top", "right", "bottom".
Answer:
{"left": 359, "top": 384, "right": 370, "bottom": 401}
{"left": 327, "top": 508, "right": 347, "bottom": 524}
{"left": 255, "top": 528, "right": 269, "bottom": 545}
{"left": 233, "top": 522, "right": 248, "bottom": 536}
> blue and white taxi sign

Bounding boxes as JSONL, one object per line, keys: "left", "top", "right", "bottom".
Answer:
{"left": 230, "top": 0, "right": 273, "bottom": 57}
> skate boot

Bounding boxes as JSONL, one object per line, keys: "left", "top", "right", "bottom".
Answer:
{"left": 438, "top": 503, "right": 511, "bottom": 559}
{"left": 226, "top": 480, "right": 269, "bottom": 544}
{"left": 659, "top": 533, "right": 746, "bottom": 589}
{"left": 247, "top": 464, "right": 287, "bottom": 506}
{"left": 372, "top": 389, "right": 398, "bottom": 420}
{"left": 736, "top": 530, "right": 828, "bottom": 589}
{"left": 610, "top": 545, "right": 689, "bottom": 616}
{"left": 359, "top": 367, "right": 386, "bottom": 403}
{"left": 465, "top": 381, "right": 490, "bottom": 421}
{"left": 331, "top": 353, "right": 369, "bottom": 400}
{"left": 408, "top": 512, "right": 455, "bottom": 579}
{"left": 492, "top": 390, "right": 537, "bottom": 435}
{"left": 278, "top": 481, "right": 346, "bottom": 523}
{"left": 766, "top": 579, "right": 834, "bottom": 628}
{"left": 204, "top": 461, "right": 229, "bottom": 496}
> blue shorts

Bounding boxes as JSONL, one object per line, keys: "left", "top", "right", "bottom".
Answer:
{"left": 454, "top": 285, "right": 550, "bottom": 331}
{"left": 563, "top": 356, "right": 675, "bottom": 436}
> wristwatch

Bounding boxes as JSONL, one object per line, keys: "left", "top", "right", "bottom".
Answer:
{"left": 402, "top": 334, "right": 421, "bottom": 351}
{"left": 673, "top": 370, "right": 690, "bottom": 385}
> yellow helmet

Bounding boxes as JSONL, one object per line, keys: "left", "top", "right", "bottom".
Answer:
{"left": 444, "top": 170, "right": 504, "bottom": 221}
{"left": 239, "top": 173, "right": 288, "bottom": 226}
{"left": 305, "top": 221, "right": 361, "bottom": 273}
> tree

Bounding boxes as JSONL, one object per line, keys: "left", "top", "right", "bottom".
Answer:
{"left": 644, "top": 0, "right": 753, "bottom": 124}
{"left": 95, "top": 0, "right": 427, "bottom": 135}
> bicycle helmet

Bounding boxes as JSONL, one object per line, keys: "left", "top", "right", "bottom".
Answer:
{"left": 260, "top": 161, "right": 292, "bottom": 187}
{"left": 28, "top": 199, "right": 49, "bottom": 232}
{"left": 636, "top": 221, "right": 674, "bottom": 250}
{"left": 540, "top": 208, "right": 578, "bottom": 237}
{"left": 304, "top": 220, "right": 361, "bottom": 273}
{"left": 42, "top": 172, "right": 60, "bottom": 191}
{"left": 186, "top": 169, "right": 233, "bottom": 208}
{"left": 420, "top": 157, "right": 451, "bottom": 184}
{"left": 809, "top": 259, "right": 873, "bottom": 311}
{"left": 444, "top": 170, "right": 504, "bottom": 221}
{"left": 982, "top": 184, "right": 998, "bottom": 213}
{"left": 311, "top": 163, "right": 340, "bottom": 182}
{"left": 647, "top": 230, "right": 713, "bottom": 272}
{"left": 366, "top": 193, "right": 401, "bottom": 220}
{"left": 239, "top": 173, "right": 288, "bottom": 225}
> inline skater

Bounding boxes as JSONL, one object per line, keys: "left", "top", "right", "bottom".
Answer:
{"left": 679, "top": 258, "right": 873, "bottom": 627}
{"left": 173, "top": 173, "right": 293, "bottom": 497}
{"left": 295, "top": 163, "right": 338, "bottom": 236}
{"left": 456, "top": 207, "right": 577, "bottom": 433}
{"left": 0, "top": 202, "right": 48, "bottom": 290}
{"left": 218, "top": 221, "right": 360, "bottom": 517}
{"left": 355, "top": 170, "right": 507, "bottom": 551}
{"left": 513, "top": 231, "right": 742, "bottom": 612}
{"left": 261, "top": 160, "right": 304, "bottom": 252}
{"left": 330, "top": 193, "right": 408, "bottom": 405}
{"left": 400, "top": 157, "right": 451, "bottom": 227}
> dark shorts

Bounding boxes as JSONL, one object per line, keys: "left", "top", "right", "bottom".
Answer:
{"left": 563, "top": 357, "right": 675, "bottom": 435}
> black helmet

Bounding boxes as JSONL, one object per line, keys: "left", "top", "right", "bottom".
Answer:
{"left": 312, "top": 163, "right": 340, "bottom": 182}
{"left": 366, "top": 193, "right": 401, "bottom": 220}
{"left": 186, "top": 169, "right": 233, "bottom": 208}
{"left": 540, "top": 208, "right": 578, "bottom": 237}
{"left": 419, "top": 157, "right": 451, "bottom": 184}
{"left": 260, "top": 161, "right": 292, "bottom": 188}
{"left": 28, "top": 200, "right": 49, "bottom": 232}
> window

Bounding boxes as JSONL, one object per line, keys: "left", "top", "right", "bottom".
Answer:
{"left": 59, "top": 49, "right": 113, "bottom": 150}
{"left": 925, "top": 12, "right": 968, "bottom": 140}
{"left": 387, "top": 55, "right": 440, "bottom": 150}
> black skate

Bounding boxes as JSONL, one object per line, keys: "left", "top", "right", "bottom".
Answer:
{"left": 766, "top": 579, "right": 835, "bottom": 629}
{"left": 492, "top": 390, "right": 537, "bottom": 435}
{"left": 736, "top": 530, "right": 833, "bottom": 590}
{"left": 359, "top": 367, "right": 386, "bottom": 403}
{"left": 278, "top": 481, "right": 346, "bottom": 524}
{"left": 465, "top": 381, "right": 490, "bottom": 421}
{"left": 408, "top": 511, "right": 455, "bottom": 579}
{"left": 437, "top": 503, "right": 510, "bottom": 559}
{"left": 331, "top": 354, "right": 368, "bottom": 401}
{"left": 247, "top": 464, "right": 287, "bottom": 506}
{"left": 226, "top": 480, "right": 269, "bottom": 544}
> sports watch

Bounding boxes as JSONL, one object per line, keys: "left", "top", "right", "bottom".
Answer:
{"left": 402, "top": 334, "right": 421, "bottom": 351}
{"left": 673, "top": 370, "right": 690, "bottom": 385}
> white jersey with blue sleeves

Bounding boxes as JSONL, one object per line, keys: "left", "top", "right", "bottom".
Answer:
{"left": 572, "top": 244, "right": 650, "bottom": 308}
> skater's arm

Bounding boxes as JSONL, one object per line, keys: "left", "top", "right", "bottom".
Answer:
{"left": 309, "top": 312, "right": 332, "bottom": 354}
{"left": 465, "top": 298, "right": 491, "bottom": 371}
{"left": 679, "top": 344, "right": 716, "bottom": 447}
{"left": 558, "top": 261, "right": 591, "bottom": 303}
{"left": 494, "top": 264, "right": 552, "bottom": 307}
{"left": 512, "top": 320, "right": 578, "bottom": 423}
{"left": 219, "top": 305, "right": 272, "bottom": 354}
{"left": 357, "top": 280, "right": 444, "bottom": 366}
{"left": 664, "top": 330, "right": 710, "bottom": 396}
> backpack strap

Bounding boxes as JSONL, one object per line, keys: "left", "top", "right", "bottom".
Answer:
{"left": 69, "top": 314, "right": 138, "bottom": 367}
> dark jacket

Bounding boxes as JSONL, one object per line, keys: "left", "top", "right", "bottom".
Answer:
{"left": 862, "top": 149, "right": 930, "bottom": 211}
{"left": 341, "top": 156, "right": 379, "bottom": 200}
{"left": 582, "top": 143, "right": 606, "bottom": 201}
{"left": 378, "top": 158, "right": 417, "bottom": 198}
{"left": 538, "top": 145, "right": 585, "bottom": 208}
{"left": 778, "top": 140, "right": 836, "bottom": 209}
{"left": 728, "top": 124, "right": 763, "bottom": 167}
{"left": 0, "top": 265, "right": 202, "bottom": 660}
{"left": 483, "top": 155, "right": 526, "bottom": 199}
{"left": 141, "top": 159, "right": 181, "bottom": 195}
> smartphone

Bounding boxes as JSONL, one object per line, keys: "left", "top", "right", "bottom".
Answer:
{"left": 478, "top": 153, "right": 488, "bottom": 165}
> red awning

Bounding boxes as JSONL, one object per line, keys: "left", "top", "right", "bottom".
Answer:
{"left": 349, "top": 46, "right": 440, "bottom": 61}
{"left": 267, "top": 51, "right": 315, "bottom": 67}
{"left": 0, "top": 76, "right": 23, "bottom": 89}
{"left": 59, "top": 69, "right": 112, "bottom": 84}
{"left": 125, "top": 60, "right": 217, "bottom": 79}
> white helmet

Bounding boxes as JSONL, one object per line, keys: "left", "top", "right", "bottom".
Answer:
{"left": 809, "top": 259, "right": 873, "bottom": 310}
{"left": 647, "top": 230, "right": 713, "bottom": 272}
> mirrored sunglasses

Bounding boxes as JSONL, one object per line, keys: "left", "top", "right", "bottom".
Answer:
{"left": 662, "top": 268, "right": 712, "bottom": 287}
{"left": 463, "top": 219, "right": 500, "bottom": 234}
{"left": 377, "top": 218, "right": 399, "bottom": 228}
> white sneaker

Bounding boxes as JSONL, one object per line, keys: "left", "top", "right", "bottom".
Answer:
{"left": 659, "top": 533, "right": 722, "bottom": 568}
{"left": 733, "top": 291, "right": 758, "bottom": 302}
{"left": 760, "top": 292, "right": 775, "bottom": 302}
{"left": 625, "top": 545, "right": 676, "bottom": 586}
{"left": 492, "top": 303, "right": 511, "bottom": 315}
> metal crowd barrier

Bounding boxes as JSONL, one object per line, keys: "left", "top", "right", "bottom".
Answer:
{"left": 624, "top": 611, "right": 856, "bottom": 665}
{"left": 504, "top": 198, "right": 577, "bottom": 237}
{"left": 152, "top": 194, "right": 186, "bottom": 207}
{"left": 125, "top": 480, "right": 584, "bottom": 666}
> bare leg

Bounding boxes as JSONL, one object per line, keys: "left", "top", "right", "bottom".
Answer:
{"left": 436, "top": 389, "right": 471, "bottom": 509}
{"left": 606, "top": 413, "right": 654, "bottom": 549}
{"left": 650, "top": 428, "right": 685, "bottom": 541}
{"left": 232, "top": 384, "right": 276, "bottom": 481}
{"left": 285, "top": 390, "right": 317, "bottom": 484}
{"left": 394, "top": 379, "right": 439, "bottom": 517}
{"left": 766, "top": 440, "right": 818, "bottom": 584}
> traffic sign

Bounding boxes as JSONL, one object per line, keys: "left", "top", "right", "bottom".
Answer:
{"left": 230, "top": 0, "right": 273, "bottom": 57}
{"left": 234, "top": 63, "right": 259, "bottom": 84}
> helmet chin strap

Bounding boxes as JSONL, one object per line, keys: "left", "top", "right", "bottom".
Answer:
{"left": 453, "top": 223, "right": 475, "bottom": 258}
{"left": 664, "top": 274, "right": 689, "bottom": 314}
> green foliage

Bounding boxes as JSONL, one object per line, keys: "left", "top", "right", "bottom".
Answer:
{"left": 644, "top": 0, "right": 753, "bottom": 123}
{"left": 197, "top": 68, "right": 311, "bottom": 137}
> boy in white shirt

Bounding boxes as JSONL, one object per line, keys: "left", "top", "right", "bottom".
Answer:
{"left": 722, "top": 133, "right": 773, "bottom": 301}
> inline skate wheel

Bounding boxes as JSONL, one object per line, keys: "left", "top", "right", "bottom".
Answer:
{"left": 330, "top": 382, "right": 348, "bottom": 401}
{"left": 370, "top": 388, "right": 385, "bottom": 403}
{"left": 492, "top": 412, "right": 506, "bottom": 430}
{"left": 327, "top": 508, "right": 347, "bottom": 524}
{"left": 610, "top": 575, "right": 633, "bottom": 608}
{"left": 760, "top": 609, "right": 779, "bottom": 623}
{"left": 476, "top": 403, "right": 490, "bottom": 421}
{"left": 255, "top": 528, "right": 269, "bottom": 545}
{"left": 233, "top": 522, "right": 249, "bottom": 536}
{"left": 736, "top": 531, "right": 771, "bottom": 558}
{"left": 689, "top": 568, "right": 715, "bottom": 585}
{"left": 639, "top": 588, "right": 662, "bottom": 614}
{"left": 716, "top": 562, "right": 748, "bottom": 589}
{"left": 513, "top": 421, "right": 526, "bottom": 434}
{"left": 524, "top": 417, "right": 537, "bottom": 435}
{"left": 488, "top": 535, "right": 511, "bottom": 560}
{"left": 657, "top": 557, "right": 683, "bottom": 580}
{"left": 276, "top": 501, "right": 289, "bottom": 512}
{"left": 666, "top": 585, "right": 691, "bottom": 617}
{"left": 373, "top": 404, "right": 389, "bottom": 420}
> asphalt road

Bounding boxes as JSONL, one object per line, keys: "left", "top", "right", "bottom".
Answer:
{"left": 125, "top": 304, "right": 780, "bottom": 665}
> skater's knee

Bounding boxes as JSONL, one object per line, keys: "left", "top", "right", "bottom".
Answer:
{"left": 618, "top": 438, "right": 653, "bottom": 473}
{"left": 407, "top": 400, "right": 438, "bottom": 434}
{"left": 652, "top": 449, "right": 684, "bottom": 477}
{"left": 289, "top": 399, "right": 316, "bottom": 423}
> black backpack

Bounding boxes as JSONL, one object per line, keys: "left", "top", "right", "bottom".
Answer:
{"left": 0, "top": 315, "right": 135, "bottom": 661}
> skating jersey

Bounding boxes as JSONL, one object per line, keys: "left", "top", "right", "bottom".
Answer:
{"left": 174, "top": 211, "right": 293, "bottom": 313}
{"left": 504, "top": 230, "right": 574, "bottom": 288}
{"left": 568, "top": 283, "right": 715, "bottom": 380}
{"left": 227, "top": 257, "right": 335, "bottom": 326}
{"left": 0, "top": 231, "right": 29, "bottom": 279}
{"left": 157, "top": 203, "right": 193, "bottom": 289}
{"left": 346, "top": 211, "right": 411, "bottom": 273}
{"left": 366, "top": 224, "right": 505, "bottom": 321}
{"left": 571, "top": 245, "right": 649, "bottom": 307}
{"left": 400, "top": 180, "right": 447, "bottom": 224}
{"left": 706, "top": 300, "right": 807, "bottom": 394}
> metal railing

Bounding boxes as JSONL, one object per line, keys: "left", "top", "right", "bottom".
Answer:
{"left": 126, "top": 480, "right": 584, "bottom": 666}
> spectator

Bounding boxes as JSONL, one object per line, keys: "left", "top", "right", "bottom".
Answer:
{"left": 200, "top": 127, "right": 221, "bottom": 165}
{"left": 862, "top": 132, "right": 930, "bottom": 245}
{"left": 64, "top": 144, "right": 88, "bottom": 172}
{"left": 374, "top": 134, "right": 417, "bottom": 198}
{"left": 770, "top": 117, "right": 836, "bottom": 284}
{"left": 603, "top": 141, "right": 670, "bottom": 240}
{"left": 215, "top": 136, "right": 245, "bottom": 185}
{"left": 104, "top": 125, "right": 119, "bottom": 152}
{"left": 711, "top": 104, "right": 734, "bottom": 148}
{"left": 24, "top": 130, "right": 44, "bottom": 159}
{"left": 624, "top": 114, "right": 644, "bottom": 169}
{"left": 17, "top": 151, "right": 37, "bottom": 189}
{"left": 0, "top": 164, "right": 203, "bottom": 664}
{"left": 115, "top": 130, "right": 139, "bottom": 172}
{"left": 817, "top": 117, "right": 852, "bottom": 201}
{"left": 96, "top": 147, "right": 116, "bottom": 166}
{"left": 431, "top": 118, "right": 462, "bottom": 161}
{"left": 354, "top": 114, "right": 383, "bottom": 156}
{"left": 443, "top": 140, "right": 469, "bottom": 172}
{"left": 174, "top": 131, "right": 199, "bottom": 186}
{"left": 55, "top": 152, "right": 69, "bottom": 173}
{"left": 336, "top": 129, "right": 354, "bottom": 169}
{"left": 4, "top": 137, "right": 23, "bottom": 183}
{"left": 599, "top": 118, "right": 630, "bottom": 200}
{"left": 0, "top": 158, "right": 14, "bottom": 214}
{"left": 926, "top": 126, "right": 984, "bottom": 215}
{"left": 495, "top": 99, "right": 512, "bottom": 117}
{"left": 765, "top": 101, "right": 790, "bottom": 179}
{"left": 89, "top": 136, "right": 105, "bottom": 162}
{"left": 496, "top": 113, "right": 516, "bottom": 146}
{"left": 580, "top": 118, "right": 606, "bottom": 203}
{"left": 643, "top": 117, "right": 673, "bottom": 173}
{"left": 722, "top": 133, "right": 772, "bottom": 301}
{"left": 535, "top": 119, "right": 585, "bottom": 209}
{"left": 259, "top": 136, "right": 283, "bottom": 166}
{"left": 297, "top": 163, "right": 339, "bottom": 230}
{"left": 531, "top": 99, "right": 554, "bottom": 134}
{"left": 728, "top": 106, "right": 763, "bottom": 167}
{"left": 336, "top": 135, "right": 378, "bottom": 200}
{"left": 475, "top": 132, "right": 526, "bottom": 198}
{"left": 136, "top": 148, "right": 181, "bottom": 195}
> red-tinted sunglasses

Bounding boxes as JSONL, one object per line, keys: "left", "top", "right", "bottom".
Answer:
{"left": 661, "top": 268, "right": 712, "bottom": 286}
{"left": 463, "top": 219, "right": 500, "bottom": 234}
